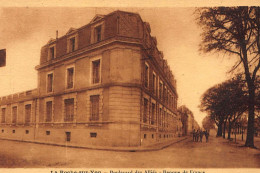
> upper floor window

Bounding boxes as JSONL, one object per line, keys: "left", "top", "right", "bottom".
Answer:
{"left": 66, "top": 66, "right": 74, "bottom": 89}
{"left": 152, "top": 73, "right": 156, "bottom": 94}
{"left": 95, "top": 25, "right": 102, "bottom": 42}
{"left": 143, "top": 98, "right": 148, "bottom": 123}
{"left": 159, "top": 81, "right": 163, "bottom": 100}
{"left": 25, "top": 104, "right": 31, "bottom": 125}
{"left": 90, "top": 95, "right": 100, "bottom": 121}
{"left": 164, "top": 86, "right": 167, "bottom": 103}
{"left": 91, "top": 23, "right": 104, "bottom": 44}
{"left": 91, "top": 57, "right": 101, "bottom": 85}
{"left": 70, "top": 37, "right": 76, "bottom": 52}
{"left": 64, "top": 98, "right": 74, "bottom": 122}
{"left": 1, "top": 107, "right": 6, "bottom": 123}
{"left": 144, "top": 63, "right": 149, "bottom": 88}
{"left": 47, "top": 72, "right": 53, "bottom": 93}
{"left": 67, "top": 35, "right": 78, "bottom": 53}
{"left": 48, "top": 45, "right": 56, "bottom": 60}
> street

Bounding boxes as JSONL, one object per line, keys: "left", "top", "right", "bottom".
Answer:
{"left": 0, "top": 133, "right": 259, "bottom": 168}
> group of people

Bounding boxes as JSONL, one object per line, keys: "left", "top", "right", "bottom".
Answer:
{"left": 192, "top": 129, "right": 209, "bottom": 142}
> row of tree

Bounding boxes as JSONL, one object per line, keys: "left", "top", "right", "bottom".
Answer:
{"left": 200, "top": 75, "right": 254, "bottom": 140}
{"left": 196, "top": 7, "right": 260, "bottom": 148}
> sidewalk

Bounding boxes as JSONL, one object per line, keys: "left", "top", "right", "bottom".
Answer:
{"left": 221, "top": 133, "right": 260, "bottom": 149}
{"left": 0, "top": 136, "right": 188, "bottom": 152}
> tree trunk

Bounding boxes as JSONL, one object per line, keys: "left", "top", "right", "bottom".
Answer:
{"left": 228, "top": 118, "right": 232, "bottom": 139}
{"left": 217, "top": 122, "right": 223, "bottom": 137}
{"left": 223, "top": 120, "right": 227, "bottom": 139}
{"left": 245, "top": 84, "right": 255, "bottom": 147}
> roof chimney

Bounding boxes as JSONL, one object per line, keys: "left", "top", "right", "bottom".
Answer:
{"left": 56, "top": 30, "right": 58, "bottom": 39}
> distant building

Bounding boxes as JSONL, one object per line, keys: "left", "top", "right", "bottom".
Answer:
{"left": 0, "top": 11, "right": 181, "bottom": 147}
{"left": 178, "top": 105, "right": 199, "bottom": 136}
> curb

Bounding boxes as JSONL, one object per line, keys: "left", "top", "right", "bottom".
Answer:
{"left": 0, "top": 137, "right": 189, "bottom": 152}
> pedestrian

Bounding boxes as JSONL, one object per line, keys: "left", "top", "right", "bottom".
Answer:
{"left": 205, "top": 130, "right": 209, "bottom": 142}
{"left": 199, "top": 130, "right": 203, "bottom": 142}
{"left": 192, "top": 129, "right": 196, "bottom": 142}
{"left": 196, "top": 130, "right": 199, "bottom": 142}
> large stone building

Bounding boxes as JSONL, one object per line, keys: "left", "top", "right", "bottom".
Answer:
{"left": 0, "top": 10, "right": 181, "bottom": 147}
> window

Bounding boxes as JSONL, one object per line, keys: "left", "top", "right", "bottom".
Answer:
{"left": 159, "top": 108, "right": 162, "bottom": 127}
{"left": 13, "top": 130, "right": 15, "bottom": 133}
{"left": 46, "top": 101, "right": 52, "bottom": 122}
{"left": 90, "top": 95, "right": 99, "bottom": 121}
{"left": 47, "top": 73, "right": 53, "bottom": 92}
{"left": 151, "top": 103, "right": 155, "bottom": 125}
{"left": 143, "top": 98, "right": 148, "bottom": 123}
{"left": 66, "top": 132, "right": 71, "bottom": 142}
{"left": 90, "top": 132, "right": 97, "bottom": 138}
{"left": 64, "top": 98, "right": 74, "bottom": 122}
{"left": 163, "top": 110, "right": 166, "bottom": 128}
{"left": 70, "top": 37, "right": 76, "bottom": 52}
{"left": 25, "top": 130, "right": 29, "bottom": 134}
{"left": 25, "top": 104, "right": 31, "bottom": 125}
{"left": 1, "top": 108, "right": 6, "bottom": 123}
{"left": 95, "top": 25, "right": 102, "bottom": 42}
{"left": 1, "top": 129, "right": 4, "bottom": 133}
{"left": 12, "top": 106, "right": 17, "bottom": 124}
{"left": 159, "top": 81, "right": 163, "bottom": 100}
{"left": 144, "top": 134, "right": 147, "bottom": 139}
{"left": 144, "top": 64, "right": 149, "bottom": 88}
{"left": 46, "top": 131, "right": 50, "bottom": 135}
{"left": 49, "top": 46, "right": 55, "bottom": 60}
{"left": 164, "top": 87, "right": 167, "bottom": 103}
{"left": 92, "top": 59, "right": 100, "bottom": 84}
{"left": 152, "top": 73, "right": 156, "bottom": 94}
{"left": 66, "top": 67, "right": 74, "bottom": 89}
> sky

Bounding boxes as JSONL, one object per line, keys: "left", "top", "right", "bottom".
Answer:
{"left": 0, "top": 7, "right": 238, "bottom": 126}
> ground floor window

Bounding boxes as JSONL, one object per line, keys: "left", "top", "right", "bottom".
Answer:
{"left": 90, "top": 95, "right": 99, "bottom": 121}
{"left": 12, "top": 106, "right": 17, "bottom": 124}
{"left": 151, "top": 103, "right": 155, "bottom": 125}
{"left": 46, "top": 101, "right": 52, "bottom": 122}
{"left": 64, "top": 98, "right": 74, "bottom": 122}
{"left": 66, "top": 132, "right": 71, "bottom": 142}
{"left": 25, "top": 104, "right": 31, "bottom": 125}
{"left": 1, "top": 108, "right": 6, "bottom": 123}
{"left": 143, "top": 98, "right": 148, "bottom": 123}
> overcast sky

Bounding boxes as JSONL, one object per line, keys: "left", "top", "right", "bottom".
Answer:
{"left": 0, "top": 7, "right": 237, "bottom": 125}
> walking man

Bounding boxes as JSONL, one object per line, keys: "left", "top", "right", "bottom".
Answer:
{"left": 205, "top": 130, "right": 209, "bottom": 142}
{"left": 199, "top": 130, "right": 203, "bottom": 142}
{"left": 192, "top": 129, "right": 196, "bottom": 142}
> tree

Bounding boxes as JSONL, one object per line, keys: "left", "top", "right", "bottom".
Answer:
{"left": 197, "top": 7, "right": 260, "bottom": 148}
{"left": 202, "top": 115, "right": 215, "bottom": 130}
{"left": 200, "top": 75, "right": 248, "bottom": 138}
{"left": 200, "top": 83, "right": 228, "bottom": 137}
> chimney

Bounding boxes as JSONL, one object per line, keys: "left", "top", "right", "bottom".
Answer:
{"left": 56, "top": 30, "right": 58, "bottom": 39}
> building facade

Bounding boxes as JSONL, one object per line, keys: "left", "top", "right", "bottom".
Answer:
{"left": 0, "top": 11, "right": 181, "bottom": 147}
{"left": 178, "top": 105, "right": 200, "bottom": 136}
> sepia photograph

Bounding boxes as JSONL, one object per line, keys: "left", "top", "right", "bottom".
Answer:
{"left": 0, "top": 1, "right": 259, "bottom": 171}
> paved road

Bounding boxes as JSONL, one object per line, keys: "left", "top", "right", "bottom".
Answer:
{"left": 0, "top": 134, "right": 259, "bottom": 168}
